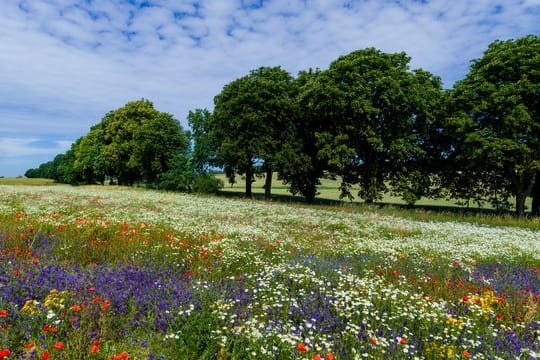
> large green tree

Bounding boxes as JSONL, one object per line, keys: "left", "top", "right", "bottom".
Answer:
{"left": 211, "top": 66, "right": 294, "bottom": 199}
{"left": 276, "top": 69, "right": 327, "bottom": 203}
{"left": 311, "top": 48, "right": 443, "bottom": 204}
{"left": 99, "top": 99, "right": 188, "bottom": 185}
{"left": 451, "top": 35, "right": 540, "bottom": 217}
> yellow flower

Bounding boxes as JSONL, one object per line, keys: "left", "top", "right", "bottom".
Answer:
{"left": 21, "top": 300, "right": 40, "bottom": 315}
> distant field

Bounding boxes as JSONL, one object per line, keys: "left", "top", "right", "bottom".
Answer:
{"left": 215, "top": 173, "right": 532, "bottom": 211}
{"left": 0, "top": 177, "right": 56, "bottom": 186}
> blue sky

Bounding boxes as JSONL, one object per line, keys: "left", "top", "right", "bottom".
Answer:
{"left": 1, "top": 0, "right": 539, "bottom": 177}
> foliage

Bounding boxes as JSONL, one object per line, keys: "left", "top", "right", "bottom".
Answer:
{"left": 211, "top": 66, "right": 295, "bottom": 199}
{"left": 449, "top": 35, "right": 540, "bottom": 217}
{"left": 99, "top": 99, "right": 189, "bottom": 185}
{"left": 191, "top": 173, "right": 224, "bottom": 194}
{"left": 187, "top": 108, "right": 218, "bottom": 173}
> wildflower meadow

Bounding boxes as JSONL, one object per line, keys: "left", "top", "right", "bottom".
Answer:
{"left": 0, "top": 185, "right": 539, "bottom": 359}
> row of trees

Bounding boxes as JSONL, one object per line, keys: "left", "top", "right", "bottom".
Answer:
{"left": 25, "top": 100, "right": 223, "bottom": 193}
{"left": 27, "top": 35, "right": 539, "bottom": 216}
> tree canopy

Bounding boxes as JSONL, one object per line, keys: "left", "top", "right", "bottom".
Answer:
{"left": 450, "top": 35, "right": 540, "bottom": 216}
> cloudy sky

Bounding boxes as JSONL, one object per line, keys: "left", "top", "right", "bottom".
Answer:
{"left": 1, "top": 0, "right": 539, "bottom": 177}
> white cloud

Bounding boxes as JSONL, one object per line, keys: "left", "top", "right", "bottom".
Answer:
{"left": 0, "top": 0, "right": 539, "bottom": 176}
{"left": 0, "top": 137, "right": 72, "bottom": 157}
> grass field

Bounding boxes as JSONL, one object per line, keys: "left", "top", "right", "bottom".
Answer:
{"left": 0, "top": 184, "right": 539, "bottom": 359}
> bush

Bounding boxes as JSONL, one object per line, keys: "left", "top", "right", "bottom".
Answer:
{"left": 191, "top": 174, "right": 224, "bottom": 194}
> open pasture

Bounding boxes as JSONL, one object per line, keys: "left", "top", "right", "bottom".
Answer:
{"left": 0, "top": 185, "right": 539, "bottom": 359}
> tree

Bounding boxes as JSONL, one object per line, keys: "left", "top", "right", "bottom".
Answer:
{"left": 276, "top": 69, "right": 332, "bottom": 203}
{"left": 451, "top": 35, "right": 540, "bottom": 217}
{"left": 211, "top": 67, "right": 294, "bottom": 199}
{"left": 311, "top": 48, "right": 443, "bottom": 204}
{"left": 187, "top": 108, "right": 218, "bottom": 173}
{"left": 100, "top": 99, "right": 188, "bottom": 185}
{"left": 73, "top": 124, "right": 106, "bottom": 184}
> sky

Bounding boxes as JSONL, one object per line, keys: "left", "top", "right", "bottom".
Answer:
{"left": 1, "top": 0, "right": 539, "bottom": 177}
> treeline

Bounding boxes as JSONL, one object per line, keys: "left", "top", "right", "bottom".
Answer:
{"left": 27, "top": 35, "right": 540, "bottom": 216}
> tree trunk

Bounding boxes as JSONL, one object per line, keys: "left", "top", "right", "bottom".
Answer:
{"left": 264, "top": 168, "right": 272, "bottom": 201}
{"left": 514, "top": 176, "right": 535, "bottom": 218}
{"left": 516, "top": 192, "right": 527, "bottom": 218}
{"left": 245, "top": 165, "right": 253, "bottom": 199}
{"left": 532, "top": 172, "right": 540, "bottom": 216}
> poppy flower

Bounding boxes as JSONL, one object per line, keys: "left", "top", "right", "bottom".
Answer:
{"left": 327, "top": 353, "right": 335, "bottom": 360}
{"left": 463, "top": 350, "right": 471, "bottom": 358}
{"left": 43, "top": 324, "right": 51, "bottom": 333}
{"left": 54, "top": 341, "right": 64, "bottom": 350}
{"left": 42, "top": 352, "right": 51, "bottom": 360}
{"left": 0, "top": 349, "right": 11, "bottom": 359}
{"left": 0, "top": 310, "right": 7, "bottom": 317}
{"left": 370, "top": 337, "right": 377, "bottom": 345}
{"left": 399, "top": 338, "right": 407, "bottom": 345}
{"left": 313, "top": 355, "right": 321, "bottom": 360}
{"left": 101, "top": 300, "right": 111, "bottom": 311}
{"left": 71, "top": 305, "right": 82, "bottom": 312}
{"left": 297, "top": 343, "right": 307, "bottom": 352}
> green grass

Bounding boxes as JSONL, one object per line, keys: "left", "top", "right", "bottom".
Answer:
{"left": 0, "top": 177, "right": 56, "bottom": 186}
{"left": 216, "top": 173, "right": 539, "bottom": 229}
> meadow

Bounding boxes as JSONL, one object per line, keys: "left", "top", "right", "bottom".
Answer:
{"left": 0, "top": 184, "right": 539, "bottom": 359}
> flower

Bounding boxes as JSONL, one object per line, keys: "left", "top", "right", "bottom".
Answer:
{"left": 90, "top": 340, "right": 100, "bottom": 354}
{"left": 297, "top": 343, "right": 307, "bottom": 352}
{"left": 109, "top": 352, "right": 129, "bottom": 360}
{"left": 399, "top": 338, "right": 407, "bottom": 345}
{"left": 463, "top": 350, "right": 471, "bottom": 358}
{"left": 43, "top": 324, "right": 51, "bottom": 333}
{"left": 0, "top": 349, "right": 11, "bottom": 359}
{"left": 42, "top": 352, "right": 51, "bottom": 360}
{"left": 327, "top": 354, "right": 335, "bottom": 360}
{"left": 370, "top": 337, "right": 378, "bottom": 345}
{"left": 313, "top": 355, "right": 321, "bottom": 360}
{"left": 71, "top": 305, "right": 82, "bottom": 312}
{"left": 0, "top": 310, "right": 7, "bottom": 317}
{"left": 101, "top": 300, "right": 111, "bottom": 311}
{"left": 54, "top": 341, "right": 64, "bottom": 350}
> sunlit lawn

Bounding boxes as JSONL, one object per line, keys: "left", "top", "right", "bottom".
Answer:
{"left": 0, "top": 185, "right": 539, "bottom": 359}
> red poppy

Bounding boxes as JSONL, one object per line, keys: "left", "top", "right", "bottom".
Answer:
{"left": 90, "top": 344, "right": 99, "bottom": 354}
{"left": 54, "top": 341, "right": 64, "bottom": 350}
{"left": 297, "top": 343, "right": 307, "bottom": 352}
{"left": 109, "top": 352, "right": 129, "bottom": 360}
{"left": 0, "top": 349, "right": 11, "bottom": 359}
{"left": 0, "top": 310, "right": 8, "bottom": 317}
{"left": 71, "top": 305, "right": 82, "bottom": 312}
{"left": 326, "top": 353, "right": 335, "bottom": 360}
{"left": 32, "top": 258, "right": 39, "bottom": 265}
{"left": 313, "top": 355, "right": 321, "bottom": 360}
{"left": 463, "top": 350, "right": 471, "bottom": 358}
{"left": 43, "top": 324, "right": 51, "bottom": 333}
{"left": 370, "top": 337, "right": 378, "bottom": 345}
{"left": 101, "top": 300, "right": 111, "bottom": 311}
{"left": 42, "top": 352, "right": 51, "bottom": 360}
{"left": 399, "top": 338, "right": 407, "bottom": 345}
